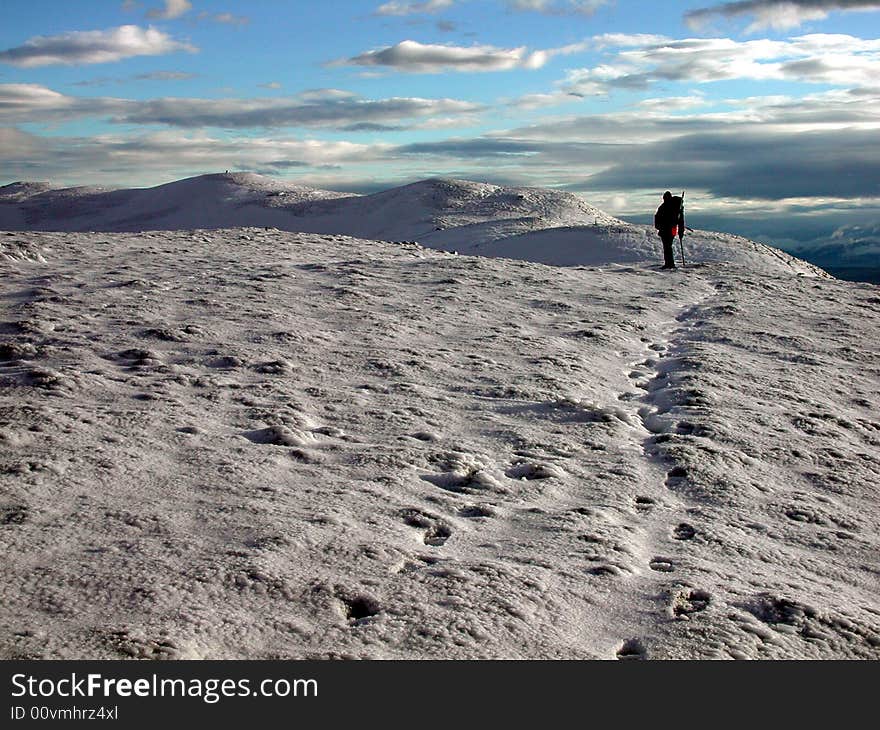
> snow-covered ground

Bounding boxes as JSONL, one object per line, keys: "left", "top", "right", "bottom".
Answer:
{"left": 1, "top": 224, "right": 877, "bottom": 659}
{"left": 0, "top": 174, "right": 826, "bottom": 276}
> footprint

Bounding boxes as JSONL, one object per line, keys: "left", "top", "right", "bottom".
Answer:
{"left": 243, "top": 425, "right": 313, "bottom": 447}
{"left": 458, "top": 504, "right": 496, "bottom": 519}
{"left": 313, "top": 425, "right": 345, "bottom": 438}
{"left": 393, "top": 553, "right": 444, "bottom": 574}
{"left": 421, "top": 469, "right": 506, "bottom": 494}
{"left": 673, "top": 523, "right": 696, "bottom": 540}
{"left": 207, "top": 354, "right": 245, "bottom": 369}
{"left": 616, "top": 638, "right": 647, "bottom": 660}
{"left": 0, "top": 342, "right": 39, "bottom": 361}
{"left": 671, "top": 588, "right": 711, "bottom": 618}
{"left": 743, "top": 594, "right": 817, "bottom": 627}
{"left": 505, "top": 462, "right": 564, "bottom": 480}
{"left": 142, "top": 327, "right": 188, "bottom": 342}
{"left": 587, "top": 564, "right": 624, "bottom": 577}
{"left": 289, "top": 448, "right": 323, "bottom": 464}
{"left": 106, "top": 631, "right": 181, "bottom": 660}
{"left": 635, "top": 496, "right": 655, "bottom": 512}
{"left": 253, "top": 359, "right": 293, "bottom": 375}
{"left": 649, "top": 557, "right": 675, "bottom": 572}
{"left": 336, "top": 591, "right": 381, "bottom": 624}
{"left": 0, "top": 505, "right": 28, "bottom": 525}
{"left": 114, "top": 348, "right": 163, "bottom": 368}
{"left": 666, "top": 466, "right": 689, "bottom": 488}
{"left": 25, "top": 367, "right": 67, "bottom": 390}
{"left": 400, "top": 508, "right": 452, "bottom": 546}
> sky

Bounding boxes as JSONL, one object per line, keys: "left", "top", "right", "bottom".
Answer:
{"left": 1, "top": 0, "right": 880, "bottom": 248}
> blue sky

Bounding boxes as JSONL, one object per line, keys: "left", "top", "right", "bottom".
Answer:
{"left": 1, "top": 0, "right": 880, "bottom": 247}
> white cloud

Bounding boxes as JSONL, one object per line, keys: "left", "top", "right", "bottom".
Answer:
{"left": 592, "top": 34, "right": 672, "bottom": 49}
{"left": 71, "top": 71, "right": 196, "bottom": 87}
{"left": 0, "top": 25, "right": 197, "bottom": 67}
{"left": 375, "top": 0, "right": 455, "bottom": 15}
{"left": 342, "top": 40, "right": 537, "bottom": 72}
{"left": 507, "top": 91, "right": 585, "bottom": 109}
{"left": 638, "top": 95, "right": 709, "bottom": 111}
{"left": 506, "top": 0, "right": 610, "bottom": 14}
{"left": 198, "top": 11, "right": 250, "bottom": 25}
{"left": 0, "top": 83, "right": 72, "bottom": 111}
{"left": 135, "top": 70, "right": 196, "bottom": 80}
{"left": 214, "top": 12, "right": 249, "bottom": 24}
{"left": 340, "top": 38, "right": 589, "bottom": 73}
{"left": 295, "top": 88, "right": 360, "bottom": 102}
{"left": 0, "top": 84, "right": 126, "bottom": 122}
{"left": 147, "top": 0, "right": 192, "bottom": 20}
{"left": 685, "top": 1, "right": 880, "bottom": 32}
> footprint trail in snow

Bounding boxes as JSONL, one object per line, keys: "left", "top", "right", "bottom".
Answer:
{"left": 0, "top": 229, "right": 877, "bottom": 660}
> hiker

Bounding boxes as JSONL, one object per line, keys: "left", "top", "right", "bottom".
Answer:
{"left": 654, "top": 191, "right": 684, "bottom": 269}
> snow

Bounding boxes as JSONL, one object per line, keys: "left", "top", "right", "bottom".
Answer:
{"left": 0, "top": 217, "right": 877, "bottom": 659}
{"left": 0, "top": 175, "right": 873, "bottom": 659}
{"left": 0, "top": 174, "right": 828, "bottom": 276}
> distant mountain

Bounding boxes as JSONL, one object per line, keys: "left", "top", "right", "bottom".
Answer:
{"left": 0, "top": 172, "right": 827, "bottom": 277}
{"left": 791, "top": 223, "right": 880, "bottom": 269}
{"left": 0, "top": 173, "right": 351, "bottom": 232}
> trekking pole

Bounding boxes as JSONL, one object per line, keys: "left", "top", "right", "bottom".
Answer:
{"left": 679, "top": 190, "right": 686, "bottom": 266}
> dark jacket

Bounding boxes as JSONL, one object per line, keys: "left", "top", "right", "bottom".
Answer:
{"left": 654, "top": 196, "right": 685, "bottom": 238}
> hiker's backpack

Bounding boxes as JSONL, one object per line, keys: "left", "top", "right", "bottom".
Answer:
{"left": 655, "top": 197, "right": 682, "bottom": 232}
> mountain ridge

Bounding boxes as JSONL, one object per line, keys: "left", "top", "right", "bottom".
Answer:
{"left": 0, "top": 172, "right": 827, "bottom": 277}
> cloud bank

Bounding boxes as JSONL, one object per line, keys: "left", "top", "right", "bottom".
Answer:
{"left": 0, "top": 83, "right": 483, "bottom": 131}
{"left": 557, "top": 34, "right": 880, "bottom": 96}
{"left": 119, "top": 94, "right": 483, "bottom": 129}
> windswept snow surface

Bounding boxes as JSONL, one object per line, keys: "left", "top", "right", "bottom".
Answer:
{"left": 0, "top": 175, "right": 825, "bottom": 276}
{"left": 0, "top": 228, "right": 877, "bottom": 659}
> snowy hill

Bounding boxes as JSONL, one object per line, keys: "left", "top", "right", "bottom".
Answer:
{"left": 0, "top": 228, "right": 877, "bottom": 659}
{"left": 0, "top": 173, "right": 352, "bottom": 233}
{"left": 292, "top": 177, "right": 620, "bottom": 243}
{"left": 0, "top": 174, "right": 826, "bottom": 277}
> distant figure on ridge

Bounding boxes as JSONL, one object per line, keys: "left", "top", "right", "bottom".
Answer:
{"left": 654, "top": 191, "right": 684, "bottom": 269}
